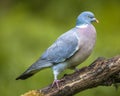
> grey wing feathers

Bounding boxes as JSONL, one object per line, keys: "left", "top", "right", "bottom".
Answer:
{"left": 16, "top": 29, "right": 79, "bottom": 80}
{"left": 41, "top": 30, "right": 79, "bottom": 63}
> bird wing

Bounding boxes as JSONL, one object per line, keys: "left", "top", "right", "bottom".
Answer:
{"left": 41, "top": 29, "right": 80, "bottom": 63}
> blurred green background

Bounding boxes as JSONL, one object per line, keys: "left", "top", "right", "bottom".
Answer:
{"left": 0, "top": 0, "right": 120, "bottom": 96}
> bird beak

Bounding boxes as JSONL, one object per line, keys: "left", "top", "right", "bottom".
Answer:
{"left": 95, "top": 19, "right": 99, "bottom": 23}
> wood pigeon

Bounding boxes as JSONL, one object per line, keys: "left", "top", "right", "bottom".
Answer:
{"left": 16, "top": 11, "right": 98, "bottom": 88}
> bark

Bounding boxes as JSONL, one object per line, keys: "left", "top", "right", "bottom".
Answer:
{"left": 22, "top": 55, "right": 120, "bottom": 96}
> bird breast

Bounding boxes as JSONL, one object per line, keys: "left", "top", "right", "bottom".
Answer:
{"left": 67, "top": 24, "right": 96, "bottom": 68}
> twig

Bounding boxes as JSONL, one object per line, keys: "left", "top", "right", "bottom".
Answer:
{"left": 22, "top": 55, "right": 120, "bottom": 96}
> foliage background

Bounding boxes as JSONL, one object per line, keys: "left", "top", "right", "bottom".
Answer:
{"left": 0, "top": 0, "right": 120, "bottom": 96}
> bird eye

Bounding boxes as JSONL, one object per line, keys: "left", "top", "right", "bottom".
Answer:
{"left": 87, "top": 15, "right": 92, "bottom": 18}
{"left": 87, "top": 15, "right": 90, "bottom": 18}
{"left": 87, "top": 15, "right": 94, "bottom": 19}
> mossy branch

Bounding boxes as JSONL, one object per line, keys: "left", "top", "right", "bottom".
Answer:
{"left": 22, "top": 55, "right": 120, "bottom": 96}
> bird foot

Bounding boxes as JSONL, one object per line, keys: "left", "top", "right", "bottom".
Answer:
{"left": 74, "top": 67, "right": 79, "bottom": 72}
{"left": 52, "top": 79, "right": 64, "bottom": 89}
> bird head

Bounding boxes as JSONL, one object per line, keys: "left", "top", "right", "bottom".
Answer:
{"left": 76, "top": 11, "right": 99, "bottom": 26}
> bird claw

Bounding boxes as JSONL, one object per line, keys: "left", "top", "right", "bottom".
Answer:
{"left": 52, "top": 79, "right": 64, "bottom": 89}
{"left": 74, "top": 67, "right": 79, "bottom": 72}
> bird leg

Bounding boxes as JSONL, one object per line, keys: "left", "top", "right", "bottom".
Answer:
{"left": 52, "top": 79, "right": 60, "bottom": 89}
{"left": 52, "top": 71, "right": 64, "bottom": 88}
{"left": 52, "top": 79, "right": 64, "bottom": 89}
{"left": 74, "top": 67, "right": 79, "bottom": 72}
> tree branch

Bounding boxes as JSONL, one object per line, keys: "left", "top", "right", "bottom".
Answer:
{"left": 22, "top": 55, "right": 120, "bottom": 96}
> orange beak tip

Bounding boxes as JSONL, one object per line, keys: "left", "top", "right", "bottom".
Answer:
{"left": 96, "top": 19, "right": 99, "bottom": 23}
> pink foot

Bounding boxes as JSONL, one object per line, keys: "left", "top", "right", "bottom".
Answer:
{"left": 52, "top": 79, "right": 64, "bottom": 89}
{"left": 74, "top": 67, "right": 79, "bottom": 72}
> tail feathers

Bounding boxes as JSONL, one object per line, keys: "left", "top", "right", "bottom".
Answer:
{"left": 16, "top": 72, "right": 34, "bottom": 80}
{"left": 16, "top": 60, "right": 53, "bottom": 80}
{"left": 16, "top": 69, "right": 38, "bottom": 80}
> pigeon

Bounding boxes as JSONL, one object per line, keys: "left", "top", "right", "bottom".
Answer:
{"left": 16, "top": 11, "right": 98, "bottom": 88}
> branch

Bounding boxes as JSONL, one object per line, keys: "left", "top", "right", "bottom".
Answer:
{"left": 22, "top": 55, "right": 120, "bottom": 96}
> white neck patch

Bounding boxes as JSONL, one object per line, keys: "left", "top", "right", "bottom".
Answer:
{"left": 76, "top": 24, "right": 88, "bottom": 28}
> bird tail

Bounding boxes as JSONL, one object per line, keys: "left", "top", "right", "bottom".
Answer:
{"left": 16, "top": 60, "right": 52, "bottom": 80}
